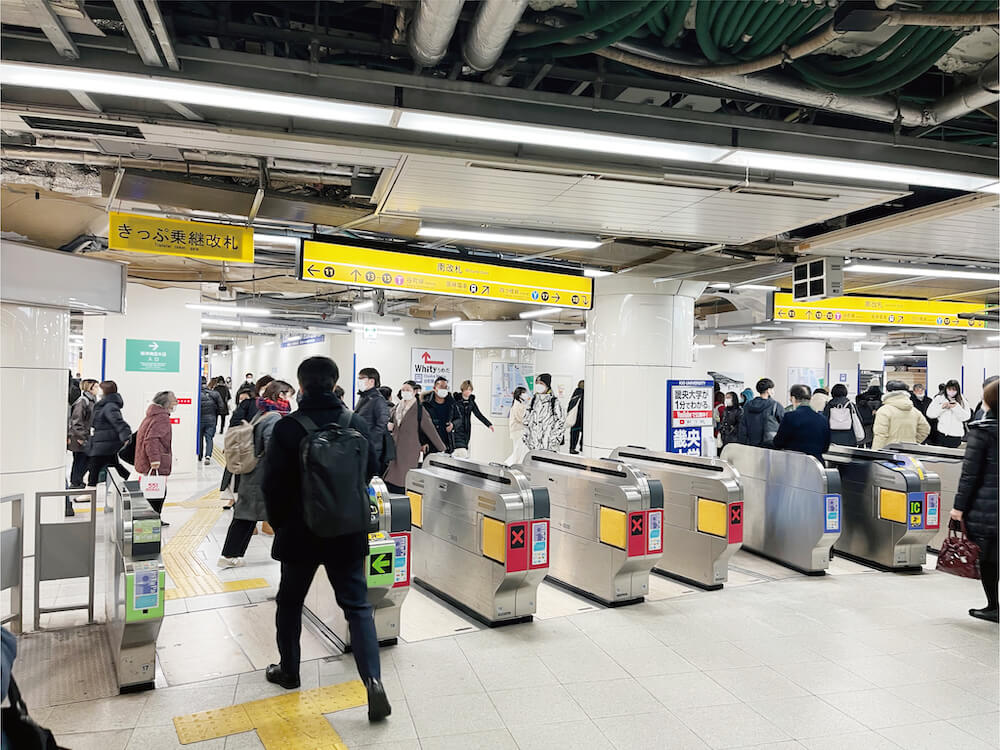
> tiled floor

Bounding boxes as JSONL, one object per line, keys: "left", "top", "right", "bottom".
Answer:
{"left": 13, "top": 468, "right": 1000, "bottom": 750}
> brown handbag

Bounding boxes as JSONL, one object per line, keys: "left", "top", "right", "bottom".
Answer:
{"left": 936, "top": 520, "right": 981, "bottom": 579}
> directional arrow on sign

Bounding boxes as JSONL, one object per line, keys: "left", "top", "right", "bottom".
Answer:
{"left": 551, "top": 293, "right": 560, "bottom": 302}
{"left": 370, "top": 552, "right": 391, "bottom": 575}
{"left": 149, "top": 342, "right": 159, "bottom": 351}
{"left": 351, "top": 269, "right": 362, "bottom": 281}
{"left": 307, "top": 264, "right": 318, "bottom": 276}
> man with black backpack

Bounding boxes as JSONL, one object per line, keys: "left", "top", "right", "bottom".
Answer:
{"left": 261, "top": 356, "right": 391, "bottom": 722}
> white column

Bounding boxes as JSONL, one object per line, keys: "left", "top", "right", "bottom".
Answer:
{"left": 469, "top": 347, "right": 535, "bottom": 464}
{"left": 926, "top": 345, "right": 965, "bottom": 396}
{"left": 1, "top": 303, "right": 70, "bottom": 557}
{"left": 764, "top": 338, "right": 827, "bottom": 403}
{"left": 584, "top": 277, "right": 705, "bottom": 456}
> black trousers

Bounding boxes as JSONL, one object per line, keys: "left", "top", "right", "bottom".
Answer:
{"left": 937, "top": 434, "right": 963, "bottom": 448}
{"left": 218, "top": 414, "right": 227, "bottom": 434}
{"left": 69, "top": 452, "right": 89, "bottom": 486}
{"left": 385, "top": 481, "right": 405, "bottom": 494}
{"left": 977, "top": 536, "right": 999, "bottom": 610}
{"left": 220, "top": 469, "right": 241, "bottom": 493}
{"left": 221, "top": 518, "right": 256, "bottom": 558}
{"left": 86, "top": 454, "right": 129, "bottom": 486}
{"left": 276, "top": 558, "right": 380, "bottom": 683}
{"left": 569, "top": 427, "right": 583, "bottom": 453}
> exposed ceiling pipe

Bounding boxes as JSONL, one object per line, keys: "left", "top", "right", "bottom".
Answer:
{"left": 921, "top": 56, "right": 1000, "bottom": 128}
{"left": 463, "top": 0, "right": 529, "bottom": 72}
{"left": 408, "top": 0, "right": 465, "bottom": 67}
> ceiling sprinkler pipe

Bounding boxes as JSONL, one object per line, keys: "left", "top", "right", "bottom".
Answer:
{"left": 408, "top": 0, "right": 465, "bottom": 67}
{"left": 463, "top": 0, "right": 529, "bottom": 71}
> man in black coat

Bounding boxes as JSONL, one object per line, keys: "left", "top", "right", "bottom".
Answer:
{"left": 355, "top": 367, "right": 390, "bottom": 470}
{"left": 260, "top": 356, "right": 390, "bottom": 721}
{"left": 772, "top": 384, "right": 831, "bottom": 462}
{"left": 422, "top": 376, "right": 462, "bottom": 453}
{"left": 737, "top": 378, "right": 785, "bottom": 448}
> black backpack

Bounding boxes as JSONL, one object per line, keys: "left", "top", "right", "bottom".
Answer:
{"left": 291, "top": 411, "right": 371, "bottom": 538}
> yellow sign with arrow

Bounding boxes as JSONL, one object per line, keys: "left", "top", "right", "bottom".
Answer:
{"left": 300, "top": 240, "right": 593, "bottom": 309}
{"left": 773, "top": 292, "right": 987, "bottom": 329}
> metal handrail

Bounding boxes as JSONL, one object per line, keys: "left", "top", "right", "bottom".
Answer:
{"left": 34, "top": 489, "right": 97, "bottom": 630}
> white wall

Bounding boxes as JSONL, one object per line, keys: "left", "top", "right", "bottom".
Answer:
{"left": 352, "top": 322, "right": 454, "bottom": 403}
{"left": 926, "top": 345, "right": 966, "bottom": 398}
{"left": 207, "top": 348, "right": 233, "bottom": 383}
{"left": 232, "top": 333, "right": 353, "bottom": 392}
{"left": 534, "top": 334, "right": 586, "bottom": 401}
{"left": 961, "top": 344, "right": 1000, "bottom": 406}
{"left": 694, "top": 344, "right": 766, "bottom": 394}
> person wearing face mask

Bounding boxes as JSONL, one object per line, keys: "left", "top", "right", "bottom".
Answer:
{"left": 135, "top": 391, "right": 178, "bottom": 525}
{"left": 505, "top": 387, "right": 530, "bottom": 465}
{"left": 720, "top": 391, "right": 742, "bottom": 447}
{"left": 384, "top": 380, "right": 446, "bottom": 493}
{"left": 67, "top": 379, "right": 100, "bottom": 490}
{"left": 926, "top": 379, "right": 972, "bottom": 448}
{"left": 355, "top": 368, "right": 391, "bottom": 472}
{"left": 452, "top": 380, "right": 494, "bottom": 459}
{"left": 422, "top": 376, "right": 462, "bottom": 453}
{"left": 910, "top": 383, "right": 932, "bottom": 415}
{"left": 737, "top": 378, "right": 784, "bottom": 448}
{"left": 523, "top": 374, "right": 566, "bottom": 452}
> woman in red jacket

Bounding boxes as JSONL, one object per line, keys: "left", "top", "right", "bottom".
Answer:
{"left": 135, "top": 391, "right": 178, "bottom": 525}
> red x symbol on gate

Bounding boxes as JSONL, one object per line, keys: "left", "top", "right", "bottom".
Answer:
{"left": 510, "top": 526, "right": 525, "bottom": 548}
{"left": 631, "top": 515, "right": 644, "bottom": 535}
{"left": 730, "top": 505, "right": 742, "bottom": 525}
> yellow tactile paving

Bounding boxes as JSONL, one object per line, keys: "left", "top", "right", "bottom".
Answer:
{"left": 173, "top": 680, "right": 366, "bottom": 747}
{"left": 162, "top": 489, "right": 269, "bottom": 600}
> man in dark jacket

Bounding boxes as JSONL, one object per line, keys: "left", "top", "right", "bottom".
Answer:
{"left": 910, "top": 383, "right": 932, "bottom": 415}
{"left": 453, "top": 381, "right": 493, "bottom": 458}
{"left": 213, "top": 377, "right": 231, "bottom": 434}
{"left": 737, "top": 378, "right": 785, "bottom": 448}
{"left": 355, "top": 367, "right": 390, "bottom": 470}
{"left": 261, "top": 356, "right": 390, "bottom": 720}
{"left": 199, "top": 384, "right": 225, "bottom": 464}
{"left": 952, "top": 379, "right": 998, "bottom": 622}
{"left": 855, "top": 384, "right": 883, "bottom": 448}
{"left": 773, "top": 384, "right": 831, "bottom": 462}
{"left": 423, "top": 376, "right": 462, "bottom": 453}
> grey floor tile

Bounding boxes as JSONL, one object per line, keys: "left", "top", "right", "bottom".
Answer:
{"left": 595, "top": 709, "right": 711, "bottom": 750}
{"left": 351, "top": 742, "right": 423, "bottom": 750}
{"left": 748, "top": 695, "right": 866, "bottom": 739}
{"left": 820, "top": 688, "right": 921, "bottom": 730}
{"left": 879, "top": 719, "right": 997, "bottom": 750}
{"left": 406, "top": 691, "right": 504, "bottom": 738}
{"left": 538, "top": 643, "right": 630, "bottom": 684}
{"left": 50, "top": 729, "right": 132, "bottom": 750}
{"left": 468, "top": 653, "right": 559, "bottom": 691}
{"left": 772, "top": 660, "right": 876, "bottom": 695}
{"left": 419, "top": 728, "right": 518, "bottom": 750}
{"left": 832, "top": 654, "right": 937, "bottom": 688}
{"left": 673, "top": 703, "right": 791, "bottom": 749}
{"left": 799, "top": 731, "right": 904, "bottom": 750}
{"left": 490, "top": 683, "right": 587, "bottom": 727}
{"left": 232, "top": 660, "right": 320, "bottom": 703}
{"left": 601, "top": 639, "right": 699, "bottom": 678}
{"left": 730, "top": 636, "right": 825, "bottom": 667}
{"left": 135, "top": 682, "right": 237, "bottom": 728}
{"left": 890, "top": 682, "right": 998, "bottom": 720}
{"left": 706, "top": 666, "right": 809, "bottom": 702}
{"left": 223, "top": 732, "right": 264, "bottom": 750}
{"left": 507, "top": 719, "right": 614, "bottom": 750}
{"left": 125, "top": 726, "right": 226, "bottom": 749}
{"left": 46, "top": 693, "right": 149, "bottom": 734}
{"left": 563, "top": 678, "right": 662, "bottom": 719}
{"left": 949, "top": 712, "right": 1000, "bottom": 748}
{"left": 397, "top": 659, "right": 485, "bottom": 698}
{"left": 642, "top": 671, "right": 741, "bottom": 710}
{"left": 673, "top": 641, "right": 763, "bottom": 671}
{"left": 326, "top": 702, "right": 419, "bottom": 746}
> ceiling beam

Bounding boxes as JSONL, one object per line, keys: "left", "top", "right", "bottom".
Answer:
{"left": 112, "top": 0, "right": 163, "bottom": 67}
{"left": 21, "top": 0, "right": 78, "bottom": 60}
{"left": 929, "top": 286, "right": 1000, "bottom": 301}
{"left": 845, "top": 275, "right": 937, "bottom": 294}
{"left": 141, "top": 0, "right": 180, "bottom": 71}
{"left": 68, "top": 90, "right": 101, "bottom": 113}
{"left": 163, "top": 101, "right": 203, "bottom": 120}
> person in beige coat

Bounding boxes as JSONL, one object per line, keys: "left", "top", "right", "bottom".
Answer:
{"left": 384, "top": 380, "right": 446, "bottom": 493}
{"left": 872, "top": 381, "right": 931, "bottom": 450}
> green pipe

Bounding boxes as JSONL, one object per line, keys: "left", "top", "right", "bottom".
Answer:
{"left": 695, "top": 0, "right": 723, "bottom": 62}
{"left": 720, "top": 0, "right": 759, "bottom": 49}
{"left": 508, "top": 0, "right": 649, "bottom": 50}
{"left": 645, "top": 0, "right": 671, "bottom": 36}
{"left": 544, "top": 1, "right": 670, "bottom": 58}
{"left": 740, "top": 3, "right": 809, "bottom": 59}
{"left": 844, "top": 35, "right": 964, "bottom": 96}
{"left": 662, "top": 0, "right": 690, "bottom": 46}
{"left": 821, "top": 28, "right": 912, "bottom": 72}
{"left": 811, "top": 26, "right": 935, "bottom": 80}
{"left": 802, "top": 30, "right": 948, "bottom": 90}
{"left": 730, "top": 0, "right": 789, "bottom": 55}
{"left": 710, "top": 1, "right": 738, "bottom": 47}
{"left": 786, "top": 8, "right": 833, "bottom": 46}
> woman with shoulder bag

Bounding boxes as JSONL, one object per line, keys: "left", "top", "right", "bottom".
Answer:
{"left": 951, "top": 379, "right": 999, "bottom": 622}
{"left": 384, "top": 380, "right": 446, "bottom": 493}
{"left": 85, "top": 381, "right": 132, "bottom": 487}
{"left": 825, "top": 384, "right": 866, "bottom": 447}
{"left": 135, "top": 391, "right": 177, "bottom": 526}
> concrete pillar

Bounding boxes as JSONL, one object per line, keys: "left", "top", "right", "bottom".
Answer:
{"left": 926, "top": 345, "right": 965, "bottom": 396}
{"left": 827, "top": 348, "right": 883, "bottom": 397}
{"left": 468, "top": 347, "right": 535, "bottom": 464}
{"left": 765, "top": 339, "right": 827, "bottom": 404}
{"left": 584, "top": 277, "right": 705, "bottom": 456}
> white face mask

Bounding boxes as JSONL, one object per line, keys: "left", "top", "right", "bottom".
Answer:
{"left": 946, "top": 389, "right": 957, "bottom": 398}
{"left": 358, "top": 380, "right": 370, "bottom": 392}
{"left": 436, "top": 388, "right": 449, "bottom": 398}
{"left": 400, "top": 391, "right": 414, "bottom": 401}
{"left": 520, "top": 392, "right": 530, "bottom": 402}
{"left": 534, "top": 384, "right": 547, "bottom": 394}
{"left": 725, "top": 398, "right": 733, "bottom": 407}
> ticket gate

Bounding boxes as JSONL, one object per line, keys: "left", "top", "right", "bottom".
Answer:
{"left": 720, "top": 445, "right": 842, "bottom": 574}
{"left": 825, "top": 446, "right": 941, "bottom": 571}
{"left": 304, "top": 478, "right": 411, "bottom": 649}
{"left": 104, "top": 474, "right": 164, "bottom": 692}
{"left": 519, "top": 451, "right": 663, "bottom": 606}
{"left": 885, "top": 443, "right": 963, "bottom": 552}
{"left": 607, "top": 447, "right": 743, "bottom": 590}
{"left": 405, "top": 454, "right": 549, "bottom": 626}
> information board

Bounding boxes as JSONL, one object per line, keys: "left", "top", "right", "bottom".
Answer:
{"left": 772, "top": 292, "right": 987, "bottom": 330}
{"left": 411, "top": 347, "right": 453, "bottom": 391}
{"left": 300, "top": 240, "right": 593, "bottom": 309}
{"left": 666, "top": 379, "right": 714, "bottom": 456}
{"left": 490, "top": 362, "right": 532, "bottom": 417}
{"left": 125, "top": 339, "right": 180, "bottom": 373}
{"left": 109, "top": 211, "right": 253, "bottom": 263}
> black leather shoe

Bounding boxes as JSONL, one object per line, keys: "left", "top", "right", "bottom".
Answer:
{"left": 969, "top": 607, "right": 999, "bottom": 623}
{"left": 367, "top": 678, "right": 391, "bottom": 722}
{"left": 265, "top": 664, "right": 300, "bottom": 689}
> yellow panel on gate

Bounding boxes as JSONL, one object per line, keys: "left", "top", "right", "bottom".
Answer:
{"left": 407, "top": 491, "right": 422, "bottom": 528}
{"left": 599, "top": 506, "right": 627, "bottom": 549}
{"left": 697, "top": 498, "right": 728, "bottom": 538}
{"left": 482, "top": 516, "right": 506, "bottom": 563}
{"left": 879, "top": 489, "right": 907, "bottom": 523}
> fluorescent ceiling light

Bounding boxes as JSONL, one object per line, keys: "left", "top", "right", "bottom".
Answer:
{"left": 0, "top": 62, "right": 394, "bottom": 126}
{"left": 379, "top": 330, "right": 405, "bottom": 337}
{"left": 352, "top": 300, "right": 375, "bottom": 312}
{"left": 916, "top": 344, "right": 947, "bottom": 351}
{"left": 707, "top": 282, "right": 731, "bottom": 290}
{"left": 428, "top": 316, "right": 461, "bottom": 328}
{"left": 397, "top": 111, "right": 730, "bottom": 164}
{"left": 752, "top": 347, "right": 765, "bottom": 352}
{"left": 255, "top": 234, "right": 301, "bottom": 250}
{"left": 844, "top": 263, "right": 999, "bottom": 281}
{"left": 417, "top": 223, "right": 601, "bottom": 250}
{"left": 724, "top": 340, "right": 753, "bottom": 346}
{"left": 574, "top": 328, "right": 587, "bottom": 335}
{"left": 694, "top": 344, "right": 715, "bottom": 349}
{"left": 187, "top": 303, "right": 272, "bottom": 316}
{"left": 884, "top": 355, "right": 895, "bottom": 360}
{"left": 882, "top": 348, "right": 915, "bottom": 355}
{"left": 346, "top": 321, "right": 404, "bottom": 332}
{"left": 519, "top": 307, "right": 560, "bottom": 319}
{"left": 988, "top": 335, "right": 1000, "bottom": 341}
{"left": 805, "top": 329, "right": 867, "bottom": 339}
{"left": 720, "top": 149, "right": 996, "bottom": 192}
{"left": 264, "top": 341, "right": 275, "bottom": 346}
{"left": 583, "top": 268, "right": 613, "bottom": 278}
{"left": 752, "top": 325, "right": 785, "bottom": 330}
{"left": 202, "top": 317, "right": 260, "bottom": 328}
{"left": 736, "top": 284, "right": 780, "bottom": 291}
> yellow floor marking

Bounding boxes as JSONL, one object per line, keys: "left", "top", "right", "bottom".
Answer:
{"left": 173, "top": 680, "right": 366, "bottom": 747}
{"left": 162, "top": 489, "right": 269, "bottom": 600}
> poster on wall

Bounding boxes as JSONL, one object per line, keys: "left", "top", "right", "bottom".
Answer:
{"left": 829, "top": 369, "right": 854, "bottom": 395}
{"left": 787, "top": 366, "right": 825, "bottom": 392}
{"left": 411, "top": 348, "right": 453, "bottom": 391}
{"left": 666, "top": 379, "right": 714, "bottom": 456}
{"left": 490, "top": 363, "right": 532, "bottom": 417}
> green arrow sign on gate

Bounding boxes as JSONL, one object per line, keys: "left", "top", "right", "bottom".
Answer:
{"left": 366, "top": 539, "right": 395, "bottom": 588}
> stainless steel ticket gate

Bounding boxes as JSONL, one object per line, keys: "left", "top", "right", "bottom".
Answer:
{"left": 304, "top": 478, "right": 411, "bottom": 649}
{"left": 608, "top": 447, "right": 743, "bottom": 590}
{"left": 720, "top": 445, "right": 842, "bottom": 574}
{"left": 405, "top": 455, "right": 550, "bottom": 626}
{"left": 886, "top": 443, "right": 963, "bottom": 552}
{"left": 825, "top": 446, "right": 941, "bottom": 571}
{"left": 105, "top": 474, "right": 164, "bottom": 692}
{"left": 519, "top": 451, "right": 663, "bottom": 606}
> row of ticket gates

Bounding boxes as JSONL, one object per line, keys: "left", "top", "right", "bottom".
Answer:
{"left": 104, "top": 441, "right": 962, "bottom": 690}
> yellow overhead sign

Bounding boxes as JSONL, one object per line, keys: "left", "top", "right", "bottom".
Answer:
{"left": 773, "top": 292, "right": 987, "bottom": 329}
{"left": 300, "top": 240, "right": 593, "bottom": 309}
{"left": 109, "top": 211, "right": 254, "bottom": 263}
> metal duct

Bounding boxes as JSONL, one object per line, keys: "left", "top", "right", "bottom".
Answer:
{"left": 463, "top": 0, "right": 529, "bottom": 71}
{"left": 922, "top": 56, "right": 1000, "bottom": 128}
{"left": 408, "top": 0, "right": 465, "bottom": 67}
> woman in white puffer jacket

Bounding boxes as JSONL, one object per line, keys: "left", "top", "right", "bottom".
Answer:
{"left": 926, "top": 379, "right": 972, "bottom": 448}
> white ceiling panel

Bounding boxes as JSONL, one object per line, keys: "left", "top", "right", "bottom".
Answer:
{"left": 379, "top": 155, "right": 908, "bottom": 244}
{"left": 816, "top": 201, "right": 1000, "bottom": 263}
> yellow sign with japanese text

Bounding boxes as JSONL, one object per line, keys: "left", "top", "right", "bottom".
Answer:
{"left": 108, "top": 212, "right": 254, "bottom": 263}
{"left": 300, "top": 240, "right": 593, "bottom": 309}
{"left": 773, "top": 292, "right": 987, "bottom": 329}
